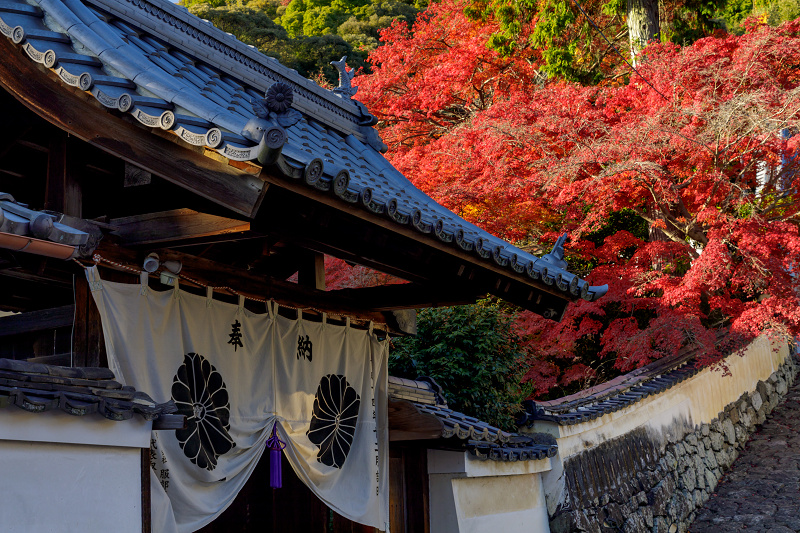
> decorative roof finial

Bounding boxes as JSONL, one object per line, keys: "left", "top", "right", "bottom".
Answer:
{"left": 244, "top": 82, "right": 302, "bottom": 144}
{"left": 541, "top": 233, "right": 569, "bottom": 270}
{"left": 264, "top": 82, "right": 294, "bottom": 114}
{"left": 330, "top": 56, "right": 357, "bottom": 98}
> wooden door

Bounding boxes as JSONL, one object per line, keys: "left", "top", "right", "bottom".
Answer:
{"left": 197, "top": 452, "right": 377, "bottom": 533}
{"left": 389, "top": 443, "right": 430, "bottom": 533}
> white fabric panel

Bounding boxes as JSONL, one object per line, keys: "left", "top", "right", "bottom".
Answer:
{"left": 87, "top": 267, "right": 389, "bottom": 532}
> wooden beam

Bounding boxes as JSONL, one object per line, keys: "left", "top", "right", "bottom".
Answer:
{"left": 255, "top": 169, "right": 574, "bottom": 305}
{"left": 110, "top": 209, "right": 254, "bottom": 246}
{"left": 15, "top": 139, "right": 48, "bottom": 153}
{"left": 141, "top": 448, "right": 151, "bottom": 533}
{"left": 253, "top": 248, "right": 304, "bottom": 281}
{"left": 152, "top": 414, "right": 186, "bottom": 430}
{"left": 26, "top": 353, "right": 71, "bottom": 365}
{"left": 72, "top": 275, "right": 106, "bottom": 368}
{"left": 0, "top": 40, "right": 265, "bottom": 218}
{"left": 388, "top": 399, "right": 444, "bottom": 441}
{"left": 328, "top": 283, "right": 481, "bottom": 311}
{"left": 256, "top": 187, "right": 571, "bottom": 317}
{"left": 0, "top": 169, "right": 25, "bottom": 178}
{"left": 0, "top": 123, "right": 33, "bottom": 161}
{"left": 0, "top": 305, "right": 74, "bottom": 336}
{"left": 93, "top": 242, "right": 414, "bottom": 334}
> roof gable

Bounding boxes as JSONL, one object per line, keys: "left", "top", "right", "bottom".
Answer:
{"left": 0, "top": 0, "right": 608, "bottom": 316}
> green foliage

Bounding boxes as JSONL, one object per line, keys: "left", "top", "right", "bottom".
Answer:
{"left": 600, "top": 0, "right": 625, "bottom": 17}
{"left": 467, "top": 0, "right": 629, "bottom": 84}
{"left": 584, "top": 208, "right": 649, "bottom": 247}
{"left": 276, "top": 0, "right": 420, "bottom": 47}
{"left": 389, "top": 301, "right": 532, "bottom": 431}
{"left": 565, "top": 209, "right": 649, "bottom": 276}
{"left": 716, "top": 0, "right": 800, "bottom": 34}
{"left": 664, "top": 0, "right": 726, "bottom": 44}
{"left": 186, "top": 3, "right": 366, "bottom": 84}
{"left": 184, "top": 0, "right": 419, "bottom": 84}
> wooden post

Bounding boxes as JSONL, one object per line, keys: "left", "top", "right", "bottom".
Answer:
{"left": 298, "top": 251, "right": 326, "bottom": 291}
{"left": 45, "top": 131, "right": 82, "bottom": 217}
{"left": 72, "top": 275, "right": 106, "bottom": 368}
{"left": 142, "top": 447, "right": 152, "bottom": 533}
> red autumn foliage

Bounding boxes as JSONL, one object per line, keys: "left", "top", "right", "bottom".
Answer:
{"left": 323, "top": 257, "right": 406, "bottom": 290}
{"left": 355, "top": 0, "right": 800, "bottom": 397}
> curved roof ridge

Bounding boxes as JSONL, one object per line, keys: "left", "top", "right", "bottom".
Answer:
{"left": 83, "top": 0, "right": 369, "bottom": 135}
{"left": 0, "top": 0, "right": 609, "bottom": 313}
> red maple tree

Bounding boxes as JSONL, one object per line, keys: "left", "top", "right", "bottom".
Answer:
{"left": 355, "top": 2, "right": 800, "bottom": 396}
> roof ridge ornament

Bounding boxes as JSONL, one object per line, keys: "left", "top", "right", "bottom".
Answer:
{"left": 249, "top": 82, "right": 303, "bottom": 129}
{"left": 330, "top": 56, "right": 357, "bottom": 98}
{"left": 243, "top": 83, "right": 296, "bottom": 163}
{"left": 541, "top": 233, "right": 569, "bottom": 270}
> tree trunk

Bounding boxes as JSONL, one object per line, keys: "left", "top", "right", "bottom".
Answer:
{"left": 627, "top": 0, "right": 660, "bottom": 63}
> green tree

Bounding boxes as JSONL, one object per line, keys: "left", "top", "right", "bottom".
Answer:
{"left": 185, "top": 0, "right": 417, "bottom": 84}
{"left": 186, "top": 3, "right": 364, "bottom": 84}
{"left": 276, "top": 0, "right": 421, "bottom": 50}
{"left": 717, "top": 0, "right": 800, "bottom": 33}
{"left": 390, "top": 301, "right": 532, "bottom": 431}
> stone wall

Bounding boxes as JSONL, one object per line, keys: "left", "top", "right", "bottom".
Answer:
{"left": 548, "top": 353, "right": 797, "bottom": 533}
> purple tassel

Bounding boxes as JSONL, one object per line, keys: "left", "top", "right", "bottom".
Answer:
{"left": 267, "top": 423, "right": 286, "bottom": 489}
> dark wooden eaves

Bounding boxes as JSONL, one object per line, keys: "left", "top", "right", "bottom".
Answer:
{"left": 0, "top": 37, "right": 266, "bottom": 219}
{"left": 388, "top": 399, "right": 444, "bottom": 442}
{"left": 95, "top": 242, "right": 416, "bottom": 335}
{"left": 255, "top": 186, "right": 571, "bottom": 318}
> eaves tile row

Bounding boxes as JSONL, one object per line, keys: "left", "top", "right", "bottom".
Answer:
{"left": 518, "top": 359, "right": 705, "bottom": 427}
{"left": 0, "top": 193, "right": 100, "bottom": 258}
{"left": 0, "top": 0, "right": 608, "bottom": 304}
{"left": 0, "top": 357, "right": 178, "bottom": 423}
{"left": 389, "top": 375, "right": 557, "bottom": 462}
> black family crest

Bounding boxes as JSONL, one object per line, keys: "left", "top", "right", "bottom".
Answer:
{"left": 307, "top": 374, "right": 360, "bottom": 468}
{"left": 171, "top": 352, "right": 236, "bottom": 471}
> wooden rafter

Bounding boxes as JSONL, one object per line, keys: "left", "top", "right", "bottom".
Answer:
{"left": 256, "top": 186, "right": 570, "bottom": 318}
{"left": 93, "top": 242, "right": 416, "bottom": 334}
{"left": 0, "top": 39, "right": 266, "bottom": 218}
{"left": 110, "top": 208, "right": 256, "bottom": 247}
{"left": 327, "top": 283, "right": 482, "bottom": 311}
{"left": 388, "top": 399, "right": 444, "bottom": 442}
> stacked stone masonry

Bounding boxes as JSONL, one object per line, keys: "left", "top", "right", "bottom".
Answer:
{"left": 550, "top": 354, "right": 798, "bottom": 533}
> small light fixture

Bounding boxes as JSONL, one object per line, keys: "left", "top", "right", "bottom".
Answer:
{"left": 163, "top": 260, "right": 182, "bottom": 274}
{"left": 160, "top": 271, "right": 179, "bottom": 286}
{"left": 143, "top": 253, "right": 160, "bottom": 273}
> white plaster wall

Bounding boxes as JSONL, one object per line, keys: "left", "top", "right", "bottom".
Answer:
{"left": 542, "top": 336, "right": 789, "bottom": 459}
{"left": 0, "top": 408, "right": 152, "bottom": 448}
{"left": 527, "top": 335, "right": 790, "bottom": 515}
{"left": 428, "top": 450, "right": 551, "bottom": 533}
{"left": 0, "top": 439, "right": 143, "bottom": 533}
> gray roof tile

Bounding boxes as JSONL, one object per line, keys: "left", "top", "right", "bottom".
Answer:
{"left": 0, "top": 358, "right": 178, "bottom": 422}
{"left": 0, "top": 0, "right": 608, "bottom": 306}
{"left": 517, "top": 344, "right": 714, "bottom": 427}
{"left": 0, "top": 193, "right": 100, "bottom": 258}
{"left": 388, "top": 375, "right": 556, "bottom": 462}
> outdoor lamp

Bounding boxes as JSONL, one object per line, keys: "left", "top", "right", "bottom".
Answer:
{"left": 143, "top": 253, "right": 159, "bottom": 273}
{"left": 163, "top": 260, "right": 182, "bottom": 274}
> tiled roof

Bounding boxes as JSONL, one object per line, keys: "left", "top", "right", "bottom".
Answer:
{"left": 0, "top": 357, "right": 179, "bottom": 423}
{"left": 0, "top": 0, "right": 608, "bottom": 304}
{"left": 389, "top": 376, "right": 557, "bottom": 462}
{"left": 0, "top": 193, "right": 100, "bottom": 259}
{"left": 516, "top": 344, "right": 713, "bottom": 426}
{"left": 467, "top": 437, "right": 559, "bottom": 462}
